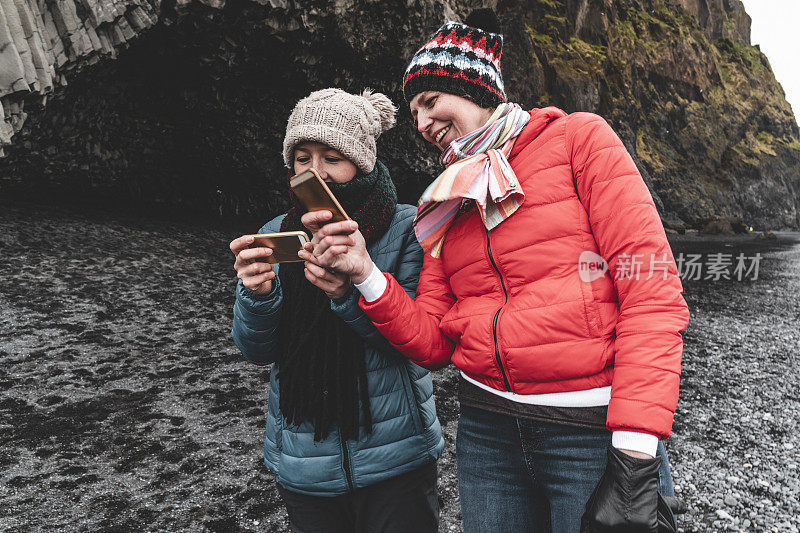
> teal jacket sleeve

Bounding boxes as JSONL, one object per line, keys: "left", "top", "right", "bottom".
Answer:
{"left": 231, "top": 215, "right": 285, "bottom": 366}
{"left": 330, "top": 207, "right": 423, "bottom": 353}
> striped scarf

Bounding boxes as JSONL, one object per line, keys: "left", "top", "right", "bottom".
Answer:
{"left": 414, "top": 103, "right": 530, "bottom": 257}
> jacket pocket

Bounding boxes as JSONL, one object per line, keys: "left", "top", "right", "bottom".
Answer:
{"left": 274, "top": 413, "right": 284, "bottom": 452}
{"left": 578, "top": 279, "right": 604, "bottom": 337}
{"left": 399, "top": 363, "right": 424, "bottom": 435}
{"left": 268, "top": 381, "right": 284, "bottom": 452}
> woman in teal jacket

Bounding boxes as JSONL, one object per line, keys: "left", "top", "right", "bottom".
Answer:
{"left": 229, "top": 88, "right": 444, "bottom": 532}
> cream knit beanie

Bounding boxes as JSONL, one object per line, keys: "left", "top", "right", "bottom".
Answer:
{"left": 283, "top": 88, "right": 397, "bottom": 174}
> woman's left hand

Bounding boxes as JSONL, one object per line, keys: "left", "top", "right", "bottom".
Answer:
{"left": 580, "top": 445, "right": 665, "bottom": 532}
{"left": 303, "top": 255, "right": 352, "bottom": 300}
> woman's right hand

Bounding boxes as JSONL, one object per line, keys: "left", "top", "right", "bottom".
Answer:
{"left": 230, "top": 235, "right": 276, "bottom": 295}
{"left": 299, "top": 212, "right": 373, "bottom": 283}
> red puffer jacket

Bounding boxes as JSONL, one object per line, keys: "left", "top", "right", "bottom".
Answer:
{"left": 360, "top": 108, "right": 690, "bottom": 438}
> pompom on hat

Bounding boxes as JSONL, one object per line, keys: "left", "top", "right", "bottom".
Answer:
{"left": 283, "top": 88, "right": 397, "bottom": 174}
{"left": 402, "top": 8, "right": 506, "bottom": 109}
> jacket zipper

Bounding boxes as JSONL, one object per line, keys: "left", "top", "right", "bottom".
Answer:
{"left": 485, "top": 227, "right": 513, "bottom": 392}
{"left": 340, "top": 433, "right": 355, "bottom": 492}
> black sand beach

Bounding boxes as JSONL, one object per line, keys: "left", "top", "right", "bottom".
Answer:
{"left": 1, "top": 200, "right": 798, "bottom": 532}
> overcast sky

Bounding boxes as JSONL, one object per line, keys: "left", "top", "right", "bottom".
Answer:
{"left": 739, "top": 0, "right": 799, "bottom": 122}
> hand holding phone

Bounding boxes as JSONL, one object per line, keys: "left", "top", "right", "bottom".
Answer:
{"left": 230, "top": 235, "right": 276, "bottom": 295}
{"left": 290, "top": 169, "right": 350, "bottom": 223}
{"left": 297, "top": 216, "right": 372, "bottom": 283}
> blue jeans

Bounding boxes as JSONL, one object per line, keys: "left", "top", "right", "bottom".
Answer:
{"left": 456, "top": 405, "right": 675, "bottom": 533}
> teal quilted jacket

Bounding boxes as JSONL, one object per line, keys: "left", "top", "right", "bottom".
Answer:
{"left": 231, "top": 204, "right": 444, "bottom": 496}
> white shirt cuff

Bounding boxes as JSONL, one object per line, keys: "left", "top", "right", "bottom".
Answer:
{"left": 354, "top": 262, "right": 387, "bottom": 302}
{"left": 612, "top": 431, "right": 658, "bottom": 458}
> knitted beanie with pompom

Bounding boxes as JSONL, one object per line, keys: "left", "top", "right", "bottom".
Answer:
{"left": 403, "top": 8, "right": 506, "bottom": 108}
{"left": 283, "top": 88, "right": 397, "bottom": 174}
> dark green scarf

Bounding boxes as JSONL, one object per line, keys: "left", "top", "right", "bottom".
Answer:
{"left": 278, "top": 160, "right": 397, "bottom": 441}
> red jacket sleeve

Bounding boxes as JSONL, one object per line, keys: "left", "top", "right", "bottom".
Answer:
{"left": 358, "top": 251, "right": 456, "bottom": 369}
{"left": 567, "top": 112, "right": 691, "bottom": 439}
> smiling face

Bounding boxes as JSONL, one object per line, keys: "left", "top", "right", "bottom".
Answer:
{"left": 292, "top": 142, "right": 358, "bottom": 184}
{"left": 409, "top": 91, "right": 495, "bottom": 151}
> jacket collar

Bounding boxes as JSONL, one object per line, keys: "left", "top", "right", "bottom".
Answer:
{"left": 508, "top": 107, "right": 568, "bottom": 160}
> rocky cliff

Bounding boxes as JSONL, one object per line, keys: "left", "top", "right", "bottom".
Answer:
{"left": 1, "top": 0, "right": 798, "bottom": 229}
{"left": 0, "top": 0, "right": 159, "bottom": 151}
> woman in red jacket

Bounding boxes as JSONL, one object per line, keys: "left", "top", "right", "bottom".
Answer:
{"left": 300, "top": 9, "right": 689, "bottom": 532}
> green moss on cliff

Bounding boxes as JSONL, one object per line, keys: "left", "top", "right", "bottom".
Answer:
{"left": 636, "top": 128, "right": 668, "bottom": 173}
{"left": 707, "top": 34, "right": 797, "bottom": 164}
{"left": 549, "top": 37, "right": 606, "bottom": 79}
{"left": 715, "top": 38, "right": 767, "bottom": 79}
{"left": 544, "top": 14, "right": 567, "bottom": 26}
{"left": 526, "top": 22, "right": 606, "bottom": 84}
{"left": 624, "top": 2, "right": 696, "bottom": 46}
{"left": 526, "top": 0, "right": 800, "bottom": 222}
{"left": 613, "top": 20, "right": 636, "bottom": 46}
{"left": 753, "top": 132, "right": 778, "bottom": 157}
{"left": 525, "top": 26, "right": 553, "bottom": 48}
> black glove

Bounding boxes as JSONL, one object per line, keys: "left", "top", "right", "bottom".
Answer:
{"left": 657, "top": 494, "right": 678, "bottom": 532}
{"left": 581, "top": 445, "right": 676, "bottom": 533}
{"left": 661, "top": 495, "right": 687, "bottom": 515}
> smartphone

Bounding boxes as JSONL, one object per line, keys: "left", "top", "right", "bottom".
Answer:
{"left": 290, "top": 168, "right": 350, "bottom": 223}
{"left": 247, "top": 231, "right": 309, "bottom": 264}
